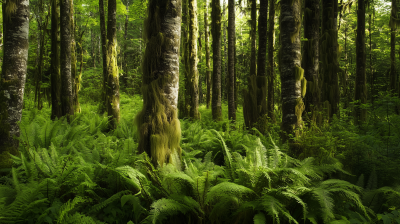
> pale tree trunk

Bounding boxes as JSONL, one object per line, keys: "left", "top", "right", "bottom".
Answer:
{"left": 354, "top": 0, "right": 366, "bottom": 124}
{"left": 211, "top": 0, "right": 222, "bottom": 121}
{"left": 279, "top": 0, "right": 304, "bottom": 143}
{"left": 60, "top": 0, "right": 74, "bottom": 120}
{"left": 187, "top": 0, "right": 200, "bottom": 119}
{"left": 51, "top": 0, "right": 62, "bottom": 120}
{"left": 99, "top": 0, "right": 108, "bottom": 114}
{"left": 267, "top": 0, "right": 275, "bottom": 122}
{"left": 0, "top": 0, "right": 30, "bottom": 159}
{"left": 228, "top": 0, "right": 236, "bottom": 121}
{"left": 137, "top": 0, "right": 182, "bottom": 166}
{"left": 205, "top": 0, "right": 211, "bottom": 109}
{"left": 106, "top": 0, "right": 120, "bottom": 130}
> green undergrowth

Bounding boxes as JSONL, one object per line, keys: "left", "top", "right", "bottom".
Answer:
{"left": 0, "top": 94, "right": 398, "bottom": 224}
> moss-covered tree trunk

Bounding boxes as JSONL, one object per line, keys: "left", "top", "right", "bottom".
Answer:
{"left": 60, "top": 0, "right": 74, "bottom": 120}
{"left": 99, "top": 0, "right": 108, "bottom": 114}
{"left": 0, "top": 0, "right": 30, "bottom": 164}
{"left": 279, "top": 0, "right": 304, "bottom": 143}
{"left": 51, "top": 0, "right": 62, "bottom": 120}
{"left": 390, "top": 0, "right": 397, "bottom": 93}
{"left": 187, "top": 0, "right": 200, "bottom": 119}
{"left": 354, "top": 0, "right": 367, "bottom": 124}
{"left": 71, "top": 0, "right": 79, "bottom": 113}
{"left": 228, "top": 0, "right": 236, "bottom": 121}
{"left": 211, "top": 0, "right": 222, "bottom": 121}
{"left": 303, "top": 0, "right": 320, "bottom": 123}
{"left": 136, "top": 0, "right": 182, "bottom": 166}
{"left": 205, "top": 0, "right": 211, "bottom": 109}
{"left": 106, "top": 0, "right": 120, "bottom": 130}
{"left": 267, "top": 0, "right": 275, "bottom": 122}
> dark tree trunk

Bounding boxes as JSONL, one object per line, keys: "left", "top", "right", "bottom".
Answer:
{"left": 250, "top": 0, "right": 257, "bottom": 77}
{"left": 99, "top": 0, "right": 108, "bottom": 114}
{"left": 267, "top": 0, "right": 275, "bottom": 122}
{"left": 303, "top": 0, "right": 320, "bottom": 123}
{"left": 106, "top": 0, "right": 120, "bottom": 130}
{"left": 223, "top": 0, "right": 227, "bottom": 101}
{"left": 60, "top": 0, "right": 74, "bottom": 120}
{"left": 0, "top": 0, "right": 30, "bottom": 160}
{"left": 137, "top": 0, "right": 182, "bottom": 166}
{"left": 211, "top": 0, "right": 222, "bottom": 121}
{"left": 71, "top": 0, "right": 79, "bottom": 113}
{"left": 279, "top": 0, "right": 303, "bottom": 143}
{"left": 51, "top": 0, "right": 62, "bottom": 120}
{"left": 256, "top": 0, "right": 268, "bottom": 118}
{"left": 354, "top": 0, "right": 367, "bottom": 124}
{"left": 390, "top": 0, "right": 397, "bottom": 93}
{"left": 205, "top": 0, "right": 211, "bottom": 109}
{"left": 228, "top": 0, "right": 236, "bottom": 121}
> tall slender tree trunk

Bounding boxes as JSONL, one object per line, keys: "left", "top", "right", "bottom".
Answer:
{"left": 136, "top": 0, "right": 182, "bottom": 166}
{"left": 228, "top": 0, "right": 236, "bottom": 121}
{"left": 187, "top": 0, "right": 200, "bottom": 119}
{"left": 267, "top": 0, "right": 275, "bottom": 122}
{"left": 51, "top": 0, "right": 62, "bottom": 120}
{"left": 390, "top": 0, "right": 397, "bottom": 93}
{"left": 123, "top": 0, "right": 129, "bottom": 89}
{"left": 0, "top": 0, "right": 30, "bottom": 160}
{"left": 106, "top": 0, "right": 120, "bottom": 130}
{"left": 60, "top": 0, "right": 74, "bottom": 120}
{"left": 99, "top": 0, "right": 108, "bottom": 114}
{"left": 205, "top": 0, "right": 211, "bottom": 109}
{"left": 256, "top": 0, "right": 268, "bottom": 121}
{"left": 250, "top": 0, "right": 257, "bottom": 77}
{"left": 211, "top": 0, "right": 222, "bottom": 121}
{"left": 71, "top": 0, "right": 79, "bottom": 113}
{"left": 223, "top": 0, "right": 227, "bottom": 100}
{"left": 369, "top": 14, "right": 374, "bottom": 104}
{"left": 354, "top": 0, "right": 367, "bottom": 124}
{"left": 279, "top": 0, "right": 303, "bottom": 143}
{"left": 303, "top": 0, "right": 320, "bottom": 123}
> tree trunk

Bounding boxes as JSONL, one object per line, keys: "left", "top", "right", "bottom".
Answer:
{"left": 51, "top": 0, "right": 62, "bottom": 120}
{"left": 390, "top": 0, "right": 397, "bottom": 93}
{"left": 279, "top": 0, "right": 303, "bottom": 143}
{"left": 223, "top": 0, "right": 227, "bottom": 100}
{"left": 369, "top": 14, "right": 374, "bottom": 104}
{"left": 137, "top": 0, "right": 182, "bottom": 166}
{"left": 187, "top": 0, "right": 200, "bottom": 119}
{"left": 228, "top": 0, "right": 236, "bottom": 121}
{"left": 250, "top": 0, "right": 257, "bottom": 77}
{"left": 0, "top": 0, "right": 30, "bottom": 159}
{"left": 211, "top": 0, "right": 222, "bottom": 121}
{"left": 267, "top": 0, "right": 275, "bottom": 122}
{"left": 205, "top": 0, "right": 211, "bottom": 109}
{"left": 303, "top": 0, "right": 320, "bottom": 123}
{"left": 123, "top": 0, "right": 129, "bottom": 89}
{"left": 256, "top": 0, "right": 268, "bottom": 121}
{"left": 71, "top": 0, "right": 79, "bottom": 113}
{"left": 60, "top": 0, "right": 74, "bottom": 120}
{"left": 354, "top": 0, "right": 366, "bottom": 124}
{"left": 106, "top": 0, "right": 120, "bottom": 130}
{"left": 99, "top": 0, "right": 108, "bottom": 114}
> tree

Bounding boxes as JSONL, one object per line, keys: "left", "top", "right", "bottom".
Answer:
{"left": 354, "top": 0, "right": 367, "bottom": 123}
{"left": 71, "top": 0, "right": 79, "bottom": 113}
{"left": 279, "top": 0, "right": 304, "bottom": 143}
{"left": 106, "top": 0, "right": 120, "bottom": 130}
{"left": 99, "top": 0, "right": 108, "bottom": 114}
{"left": 136, "top": 0, "right": 182, "bottom": 166}
{"left": 267, "top": 0, "right": 275, "bottom": 122}
{"left": 205, "top": 0, "right": 211, "bottom": 109}
{"left": 211, "top": 0, "right": 222, "bottom": 121}
{"left": 60, "top": 0, "right": 74, "bottom": 120}
{"left": 389, "top": 0, "right": 397, "bottom": 93}
{"left": 51, "top": 0, "right": 62, "bottom": 120}
{"left": 0, "top": 0, "right": 30, "bottom": 159}
{"left": 303, "top": 0, "right": 320, "bottom": 123}
{"left": 228, "top": 0, "right": 236, "bottom": 121}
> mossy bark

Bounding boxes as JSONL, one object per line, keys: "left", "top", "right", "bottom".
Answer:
{"left": 228, "top": 0, "right": 236, "bottom": 121}
{"left": 267, "top": 0, "right": 275, "bottom": 122}
{"left": 302, "top": 0, "right": 320, "bottom": 123}
{"left": 211, "top": 0, "right": 222, "bottom": 121}
{"left": 354, "top": 0, "right": 367, "bottom": 124}
{"left": 51, "top": 0, "right": 62, "bottom": 120}
{"left": 279, "top": 0, "right": 303, "bottom": 143}
{"left": 60, "top": 0, "right": 74, "bottom": 120}
{"left": 0, "top": 0, "right": 30, "bottom": 167}
{"left": 204, "top": 0, "right": 211, "bottom": 109}
{"left": 136, "top": 0, "right": 182, "bottom": 167}
{"left": 99, "top": 0, "right": 108, "bottom": 114}
{"left": 106, "top": 0, "right": 120, "bottom": 130}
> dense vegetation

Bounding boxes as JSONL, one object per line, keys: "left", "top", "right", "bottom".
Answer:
{"left": 0, "top": 0, "right": 400, "bottom": 223}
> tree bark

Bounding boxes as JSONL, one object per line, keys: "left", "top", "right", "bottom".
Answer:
{"left": 211, "top": 0, "right": 222, "bottom": 121}
{"left": 250, "top": 0, "right": 257, "bottom": 77}
{"left": 0, "top": 0, "right": 30, "bottom": 159}
{"left": 99, "top": 0, "right": 108, "bottom": 114}
{"left": 279, "top": 0, "right": 303, "bottom": 143}
{"left": 205, "top": 0, "right": 211, "bottom": 109}
{"left": 354, "top": 0, "right": 367, "bottom": 124}
{"left": 228, "top": 0, "right": 236, "bottom": 121}
{"left": 257, "top": 0, "right": 268, "bottom": 119}
{"left": 390, "top": 0, "right": 397, "bottom": 93}
{"left": 106, "top": 0, "right": 120, "bottom": 130}
{"left": 123, "top": 0, "right": 129, "bottom": 89}
{"left": 71, "top": 0, "right": 79, "bottom": 113}
{"left": 137, "top": 0, "right": 182, "bottom": 166}
{"left": 51, "top": 0, "right": 62, "bottom": 120}
{"left": 267, "top": 0, "right": 275, "bottom": 122}
{"left": 223, "top": 0, "right": 227, "bottom": 100}
{"left": 303, "top": 0, "right": 320, "bottom": 123}
{"left": 60, "top": 0, "right": 74, "bottom": 120}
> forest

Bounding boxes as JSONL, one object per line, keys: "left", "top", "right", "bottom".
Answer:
{"left": 0, "top": 0, "right": 400, "bottom": 223}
